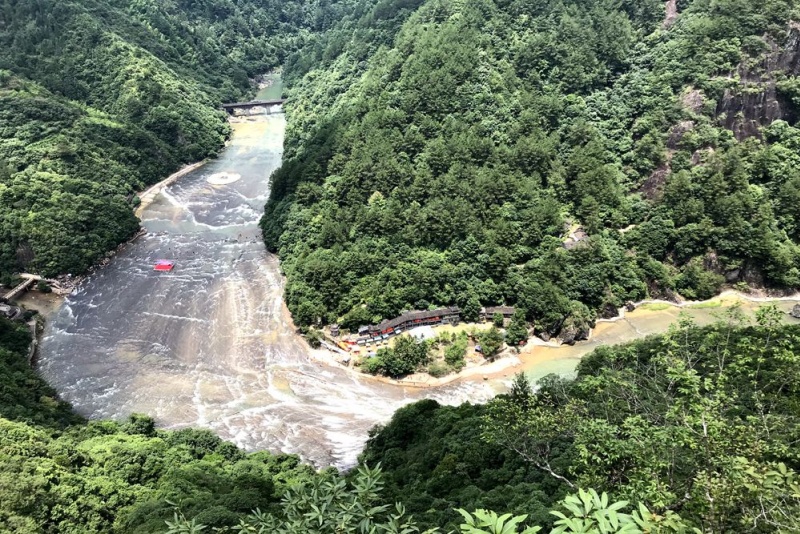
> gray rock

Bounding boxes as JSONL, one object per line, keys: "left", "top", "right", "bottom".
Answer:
{"left": 791, "top": 304, "right": 800, "bottom": 319}
{"left": 600, "top": 302, "right": 619, "bottom": 319}
{"left": 575, "top": 327, "right": 590, "bottom": 342}
{"left": 560, "top": 326, "right": 577, "bottom": 345}
{"left": 539, "top": 331, "right": 551, "bottom": 342}
{"left": 725, "top": 269, "right": 741, "bottom": 283}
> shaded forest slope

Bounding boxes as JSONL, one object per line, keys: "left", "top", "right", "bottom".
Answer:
{"left": 264, "top": 0, "right": 800, "bottom": 338}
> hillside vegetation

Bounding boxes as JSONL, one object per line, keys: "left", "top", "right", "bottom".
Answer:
{"left": 360, "top": 307, "right": 800, "bottom": 532}
{"left": 2, "top": 0, "right": 800, "bottom": 532}
{"left": 0, "top": 0, "right": 355, "bottom": 280}
{"left": 263, "top": 0, "right": 800, "bottom": 338}
{"left": 3, "top": 309, "right": 799, "bottom": 532}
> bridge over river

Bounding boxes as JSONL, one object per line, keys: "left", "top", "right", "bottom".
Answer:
{"left": 221, "top": 99, "right": 286, "bottom": 115}
{"left": 2, "top": 273, "right": 42, "bottom": 302}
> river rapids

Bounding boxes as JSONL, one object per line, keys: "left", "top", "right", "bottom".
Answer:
{"left": 38, "top": 114, "right": 497, "bottom": 468}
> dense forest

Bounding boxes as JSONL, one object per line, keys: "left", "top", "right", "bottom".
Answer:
{"left": 0, "top": 0, "right": 359, "bottom": 280}
{"left": 3, "top": 307, "right": 799, "bottom": 532}
{"left": 263, "top": 0, "right": 800, "bottom": 338}
{"left": 3, "top": 0, "right": 800, "bottom": 532}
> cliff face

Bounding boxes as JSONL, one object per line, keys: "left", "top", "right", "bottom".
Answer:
{"left": 716, "top": 24, "right": 800, "bottom": 139}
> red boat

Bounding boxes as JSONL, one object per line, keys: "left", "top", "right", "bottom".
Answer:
{"left": 154, "top": 260, "right": 175, "bottom": 272}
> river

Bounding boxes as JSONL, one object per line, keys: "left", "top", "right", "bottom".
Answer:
{"left": 36, "top": 78, "right": 800, "bottom": 469}
{"left": 38, "top": 98, "right": 496, "bottom": 468}
{"left": 515, "top": 296, "right": 800, "bottom": 384}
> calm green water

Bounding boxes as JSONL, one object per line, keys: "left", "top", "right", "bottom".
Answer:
{"left": 256, "top": 72, "right": 283, "bottom": 100}
{"left": 519, "top": 297, "right": 800, "bottom": 383}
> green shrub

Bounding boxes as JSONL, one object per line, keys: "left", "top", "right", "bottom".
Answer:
{"left": 36, "top": 281, "right": 52, "bottom": 293}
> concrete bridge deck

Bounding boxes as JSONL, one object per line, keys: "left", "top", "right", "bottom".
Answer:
{"left": 2, "top": 273, "right": 41, "bottom": 302}
{"left": 221, "top": 99, "right": 286, "bottom": 115}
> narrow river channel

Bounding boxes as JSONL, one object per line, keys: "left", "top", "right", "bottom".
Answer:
{"left": 38, "top": 103, "right": 496, "bottom": 468}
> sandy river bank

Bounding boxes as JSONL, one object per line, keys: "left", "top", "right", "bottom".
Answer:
{"left": 305, "top": 289, "right": 800, "bottom": 390}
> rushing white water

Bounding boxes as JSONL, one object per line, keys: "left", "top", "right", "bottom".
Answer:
{"left": 38, "top": 114, "right": 496, "bottom": 468}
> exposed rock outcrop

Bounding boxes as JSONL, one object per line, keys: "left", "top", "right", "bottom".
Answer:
{"left": 664, "top": 0, "right": 678, "bottom": 28}
{"left": 600, "top": 302, "right": 619, "bottom": 319}
{"left": 716, "top": 24, "right": 800, "bottom": 140}
{"left": 667, "top": 120, "right": 696, "bottom": 149}
{"left": 741, "top": 265, "right": 766, "bottom": 287}
{"left": 563, "top": 226, "right": 589, "bottom": 250}
{"left": 681, "top": 88, "right": 704, "bottom": 114}
{"left": 559, "top": 323, "right": 591, "bottom": 345}
{"left": 691, "top": 147, "right": 715, "bottom": 166}
{"left": 647, "top": 284, "right": 682, "bottom": 303}
{"left": 641, "top": 161, "right": 670, "bottom": 200}
{"left": 725, "top": 269, "right": 742, "bottom": 283}
{"left": 539, "top": 331, "right": 551, "bottom": 342}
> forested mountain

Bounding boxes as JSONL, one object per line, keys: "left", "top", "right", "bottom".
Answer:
{"left": 264, "top": 0, "right": 800, "bottom": 337}
{"left": 0, "top": 0, "right": 354, "bottom": 280}
{"left": 3, "top": 0, "right": 800, "bottom": 532}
